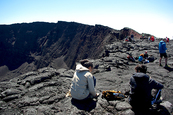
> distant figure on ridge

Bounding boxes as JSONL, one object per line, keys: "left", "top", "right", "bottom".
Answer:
{"left": 150, "top": 36, "right": 155, "bottom": 42}
{"left": 166, "top": 37, "right": 169, "bottom": 43}
{"left": 131, "top": 34, "right": 134, "bottom": 41}
{"left": 129, "top": 37, "right": 132, "bottom": 42}
{"left": 125, "top": 37, "right": 129, "bottom": 42}
{"left": 128, "top": 65, "right": 164, "bottom": 111}
{"left": 70, "top": 59, "right": 99, "bottom": 101}
{"left": 159, "top": 38, "right": 169, "bottom": 67}
{"left": 148, "top": 36, "right": 151, "bottom": 41}
{"left": 102, "top": 49, "right": 110, "bottom": 57}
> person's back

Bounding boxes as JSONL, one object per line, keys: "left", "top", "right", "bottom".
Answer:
{"left": 159, "top": 40, "right": 167, "bottom": 53}
{"left": 148, "top": 55, "right": 155, "bottom": 62}
{"left": 70, "top": 60, "right": 98, "bottom": 100}
{"left": 150, "top": 36, "right": 155, "bottom": 42}
{"left": 71, "top": 64, "right": 91, "bottom": 100}
{"left": 130, "top": 73, "right": 151, "bottom": 107}
{"left": 129, "top": 65, "right": 164, "bottom": 110}
{"left": 138, "top": 54, "right": 144, "bottom": 62}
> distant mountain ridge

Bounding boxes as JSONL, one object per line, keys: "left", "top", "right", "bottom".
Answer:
{"left": 0, "top": 21, "right": 142, "bottom": 81}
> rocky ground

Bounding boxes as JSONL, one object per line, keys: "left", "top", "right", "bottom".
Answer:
{"left": 0, "top": 39, "right": 173, "bottom": 115}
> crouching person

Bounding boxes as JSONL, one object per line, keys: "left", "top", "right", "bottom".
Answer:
{"left": 129, "top": 65, "right": 164, "bottom": 111}
{"left": 70, "top": 59, "right": 99, "bottom": 101}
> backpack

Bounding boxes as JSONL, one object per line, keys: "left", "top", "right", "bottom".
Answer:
{"left": 102, "top": 90, "right": 127, "bottom": 101}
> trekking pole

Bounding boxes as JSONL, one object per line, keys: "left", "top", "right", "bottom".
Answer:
{"left": 151, "top": 89, "right": 161, "bottom": 105}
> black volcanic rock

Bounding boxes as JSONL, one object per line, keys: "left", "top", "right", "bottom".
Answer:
{"left": 0, "top": 38, "right": 173, "bottom": 114}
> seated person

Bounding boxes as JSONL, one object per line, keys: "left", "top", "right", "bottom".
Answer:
{"left": 150, "top": 36, "right": 155, "bottom": 42}
{"left": 144, "top": 51, "right": 148, "bottom": 59}
{"left": 129, "top": 65, "right": 164, "bottom": 110}
{"left": 148, "top": 55, "right": 155, "bottom": 62}
{"left": 127, "top": 54, "right": 135, "bottom": 62}
{"left": 138, "top": 54, "right": 144, "bottom": 63}
{"left": 166, "top": 37, "right": 169, "bottom": 43}
{"left": 70, "top": 59, "right": 99, "bottom": 101}
{"left": 125, "top": 37, "right": 129, "bottom": 42}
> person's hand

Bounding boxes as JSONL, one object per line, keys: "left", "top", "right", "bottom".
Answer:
{"left": 95, "top": 93, "right": 100, "bottom": 98}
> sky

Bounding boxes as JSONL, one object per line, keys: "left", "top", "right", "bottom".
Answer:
{"left": 0, "top": 0, "right": 173, "bottom": 39}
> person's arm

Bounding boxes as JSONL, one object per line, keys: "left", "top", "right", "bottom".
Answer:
{"left": 163, "top": 43, "right": 167, "bottom": 51}
{"left": 86, "top": 73, "right": 97, "bottom": 97}
{"left": 150, "top": 79, "right": 164, "bottom": 89}
{"left": 129, "top": 76, "right": 137, "bottom": 94}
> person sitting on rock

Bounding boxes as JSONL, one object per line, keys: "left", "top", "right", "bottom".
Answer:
{"left": 138, "top": 53, "right": 144, "bottom": 63}
{"left": 129, "top": 37, "right": 132, "bottom": 42}
{"left": 70, "top": 59, "right": 99, "bottom": 101}
{"left": 166, "top": 37, "right": 169, "bottom": 43}
{"left": 148, "top": 36, "right": 151, "bottom": 41}
{"left": 148, "top": 55, "right": 155, "bottom": 62}
{"left": 125, "top": 37, "right": 129, "bottom": 42}
{"left": 129, "top": 64, "right": 164, "bottom": 111}
{"left": 127, "top": 54, "right": 135, "bottom": 62}
{"left": 150, "top": 36, "right": 155, "bottom": 42}
{"left": 144, "top": 51, "right": 148, "bottom": 59}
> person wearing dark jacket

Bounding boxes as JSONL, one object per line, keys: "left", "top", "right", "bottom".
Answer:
{"left": 144, "top": 51, "right": 148, "bottom": 59}
{"left": 129, "top": 65, "right": 164, "bottom": 110}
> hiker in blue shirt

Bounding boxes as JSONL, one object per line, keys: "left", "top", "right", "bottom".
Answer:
{"left": 159, "top": 38, "right": 168, "bottom": 67}
{"left": 138, "top": 54, "right": 144, "bottom": 63}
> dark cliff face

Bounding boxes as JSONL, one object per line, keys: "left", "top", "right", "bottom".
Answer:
{"left": 0, "top": 22, "right": 56, "bottom": 70}
{"left": 0, "top": 21, "right": 141, "bottom": 81}
{"left": 36, "top": 22, "right": 119, "bottom": 69}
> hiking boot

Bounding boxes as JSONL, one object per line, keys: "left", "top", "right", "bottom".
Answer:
{"left": 159, "top": 64, "right": 162, "bottom": 66}
{"left": 155, "top": 99, "right": 162, "bottom": 104}
{"left": 164, "top": 64, "right": 170, "bottom": 68}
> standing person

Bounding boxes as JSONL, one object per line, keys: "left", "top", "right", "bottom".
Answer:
{"left": 70, "top": 59, "right": 99, "bottom": 101}
{"left": 129, "top": 65, "right": 164, "bottom": 110}
{"left": 131, "top": 34, "right": 134, "bottom": 41}
{"left": 159, "top": 38, "right": 168, "bottom": 67}
{"left": 129, "top": 37, "right": 132, "bottom": 42}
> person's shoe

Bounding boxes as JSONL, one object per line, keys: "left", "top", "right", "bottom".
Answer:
{"left": 65, "top": 91, "right": 71, "bottom": 97}
{"left": 159, "top": 63, "right": 162, "bottom": 66}
{"left": 165, "top": 64, "right": 170, "bottom": 68}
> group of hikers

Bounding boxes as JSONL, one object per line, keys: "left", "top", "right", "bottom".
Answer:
{"left": 124, "top": 34, "right": 135, "bottom": 42}
{"left": 68, "top": 37, "right": 169, "bottom": 112}
{"left": 69, "top": 59, "right": 164, "bottom": 112}
{"left": 127, "top": 37, "right": 169, "bottom": 67}
{"left": 127, "top": 51, "right": 155, "bottom": 64}
{"left": 148, "top": 36, "right": 155, "bottom": 42}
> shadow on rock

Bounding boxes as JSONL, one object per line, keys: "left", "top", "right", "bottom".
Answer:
{"left": 164, "top": 66, "right": 173, "bottom": 72}
{"left": 132, "top": 105, "right": 171, "bottom": 115}
{"left": 71, "top": 98, "right": 97, "bottom": 112}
